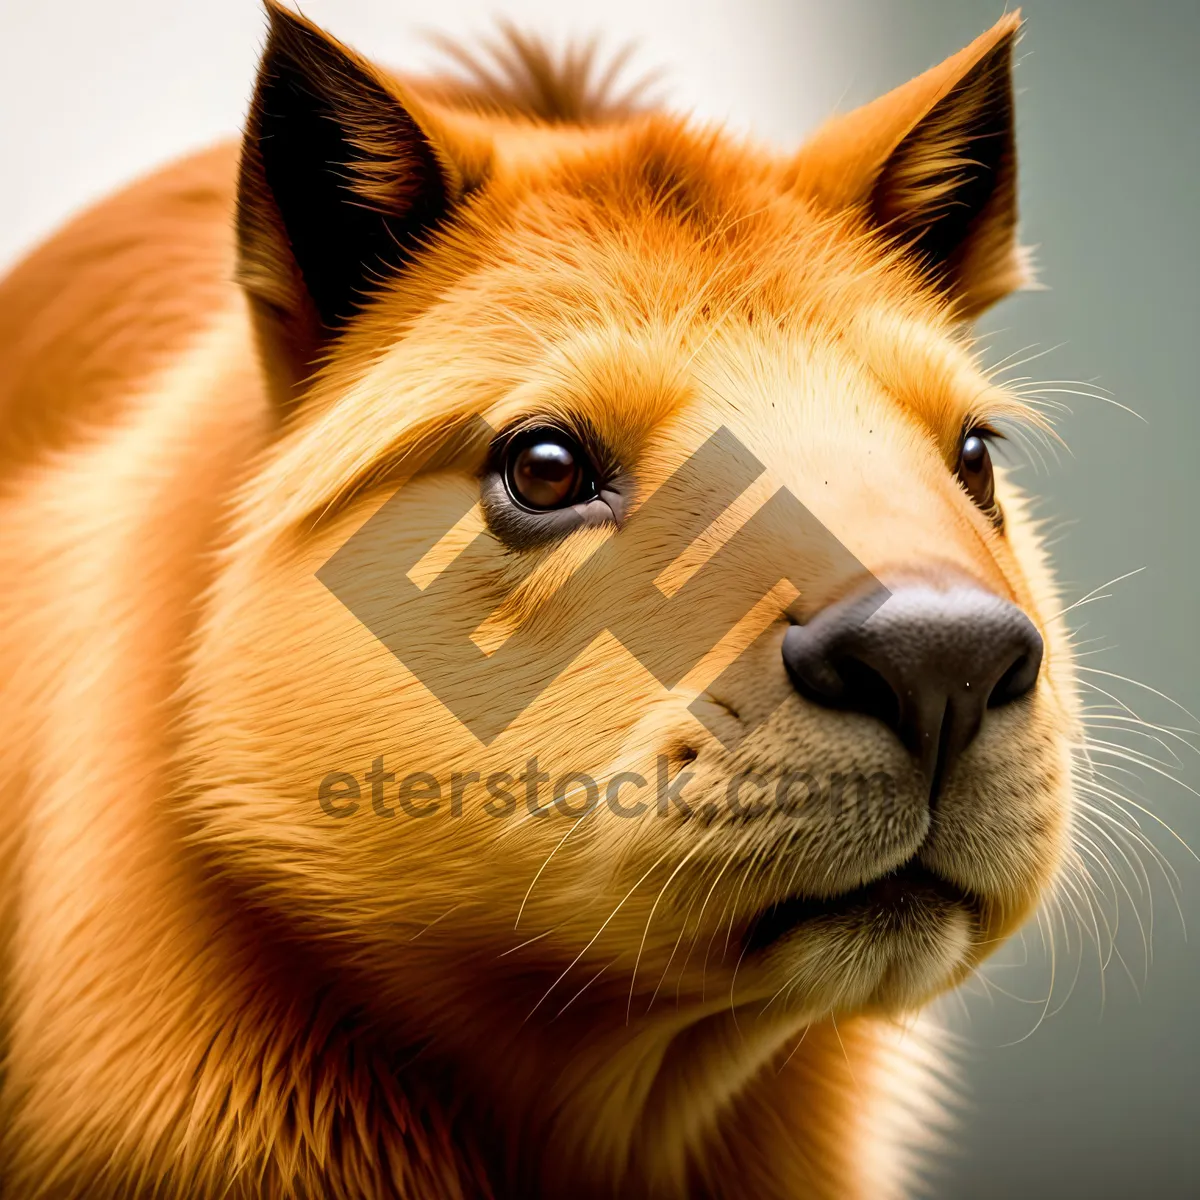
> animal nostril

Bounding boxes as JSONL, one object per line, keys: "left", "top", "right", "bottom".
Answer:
{"left": 782, "top": 583, "right": 1043, "bottom": 791}
{"left": 988, "top": 639, "right": 1043, "bottom": 708}
{"left": 828, "top": 656, "right": 900, "bottom": 732}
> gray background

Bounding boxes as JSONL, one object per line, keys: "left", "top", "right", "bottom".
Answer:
{"left": 2, "top": 2, "right": 1196, "bottom": 1197}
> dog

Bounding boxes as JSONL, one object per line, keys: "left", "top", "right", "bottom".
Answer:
{"left": 0, "top": 3, "right": 1079, "bottom": 1196}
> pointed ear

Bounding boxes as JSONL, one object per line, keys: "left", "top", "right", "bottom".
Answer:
{"left": 237, "top": 2, "right": 486, "bottom": 407}
{"left": 793, "top": 14, "right": 1026, "bottom": 319}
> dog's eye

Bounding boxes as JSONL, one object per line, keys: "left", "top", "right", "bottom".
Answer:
{"left": 957, "top": 430, "right": 997, "bottom": 514}
{"left": 483, "top": 425, "right": 621, "bottom": 550}
{"left": 505, "top": 430, "right": 596, "bottom": 511}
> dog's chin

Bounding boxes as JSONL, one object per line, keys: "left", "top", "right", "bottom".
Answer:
{"left": 742, "top": 861, "right": 979, "bottom": 1013}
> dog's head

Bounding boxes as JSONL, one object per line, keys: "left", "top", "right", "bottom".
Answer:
{"left": 185, "top": 0, "right": 1077, "bottom": 1150}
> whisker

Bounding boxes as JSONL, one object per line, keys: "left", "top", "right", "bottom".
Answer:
{"left": 515, "top": 807, "right": 596, "bottom": 929}
{"left": 1043, "top": 567, "right": 1145, "bottom": 624}
{"left": 627, "top": 833, "right": 715, "bottom": 1023}
{"left": 497, "top": 926, "right": 558, "bottom": 958}
{"left": 409, "top": 903, "right": 462, "bottom": 941}
{"left": 525, "top": 850, "right": 670, "bottom": 1022}
{"left": 1076, "top": 666, "right": 1200, "bottom": 725}
{"left": 553, "top": 956, "right": 618, "bottom": 1022}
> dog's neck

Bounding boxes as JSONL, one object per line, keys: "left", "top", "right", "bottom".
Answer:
{"left": 335, "top": 952, "right": 884, "bottom": 1198}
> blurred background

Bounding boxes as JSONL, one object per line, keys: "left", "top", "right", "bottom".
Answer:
{"left": 2, "top": 1, "right": 1196, "bottom": 1195}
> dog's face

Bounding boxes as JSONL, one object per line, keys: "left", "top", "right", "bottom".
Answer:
{"left": 187, "top": 5, "right": 1077, "bottom": 1080}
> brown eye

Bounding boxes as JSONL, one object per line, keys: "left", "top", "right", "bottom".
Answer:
{"left": 957, "top": 431, "right": 997, "bottom": 514}
{"left": 506, "top": 432, "right": 594, "bottom": 511}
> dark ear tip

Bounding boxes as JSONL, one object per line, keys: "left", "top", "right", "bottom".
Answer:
{"left": 261, "top": 1, "right": 328, "bottom": 57}
{"left": 263, "top": 0, "right": 294, "bottom": 24}
{"left": 262, "top": 0, "right": 292, "bottom": 34}
{"left": 257, "top": 1, "right": 371, "bottom": 105}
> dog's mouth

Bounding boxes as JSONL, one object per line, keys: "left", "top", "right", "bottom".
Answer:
{"left": 744, "top": 859, "right": 974, "bottom": 954}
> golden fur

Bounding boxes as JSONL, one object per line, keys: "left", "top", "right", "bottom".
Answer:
{"left": 0, "top": 5, "right": 1078, "bottom": 1197}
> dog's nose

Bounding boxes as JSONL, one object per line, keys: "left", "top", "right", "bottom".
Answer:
{"left": 782, "top": 584, "right": 1043, "bottom": 790}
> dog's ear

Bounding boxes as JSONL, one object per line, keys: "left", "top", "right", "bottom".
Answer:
{"left": 237, "top": 2, "right": 486, "bottom": 408}
{"left": 793, "top": 14, "right": 1026, "bottom": 319}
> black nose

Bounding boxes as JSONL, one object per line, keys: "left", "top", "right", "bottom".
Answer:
{"left": 782, "top": 584, "right": 1043, "bottom": 792}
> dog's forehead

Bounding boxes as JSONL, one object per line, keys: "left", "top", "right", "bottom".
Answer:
{"left": 460, "top": 126, "right": 828, "bottom": 322}
{"left": 470, "top": 148, "right": 988, "bottom": 432}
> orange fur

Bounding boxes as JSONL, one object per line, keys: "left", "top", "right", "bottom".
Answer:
{"left": 0, "top": 6, "right": 1078, "bottom": 1198}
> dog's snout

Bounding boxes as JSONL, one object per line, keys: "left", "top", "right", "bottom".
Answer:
{"left": 782, "top": 584, "right": 1043, "bottom": 792}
